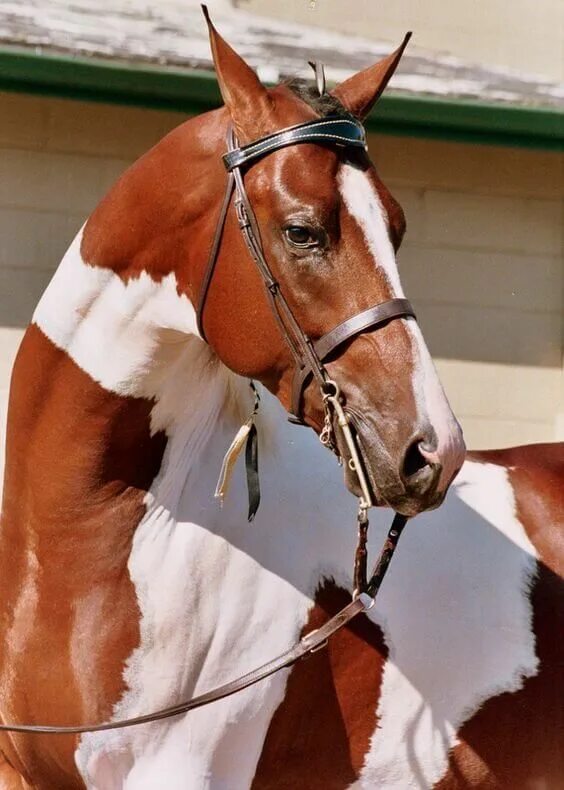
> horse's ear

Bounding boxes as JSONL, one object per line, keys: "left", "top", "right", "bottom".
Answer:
{"left": 331, "top": 33, "right": 412, "bottom": 119}
{"left": 202, "top": 5, "right": 273, "bottom": 141}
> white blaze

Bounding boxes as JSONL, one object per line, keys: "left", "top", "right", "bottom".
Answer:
{"left": 338, "top": 165, "right": 464, "bottom": 487}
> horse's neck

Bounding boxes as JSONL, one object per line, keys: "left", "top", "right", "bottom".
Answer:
{"left": 21, "top": 226, "right": 363, "bottom": 760}
{"left": 0, "top": 228, "right": 229, "bottom": 547}
{"left": 25, "top": 225, "right": 357, "bottom": 581}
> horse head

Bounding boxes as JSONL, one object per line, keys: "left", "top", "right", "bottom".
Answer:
{"left": 80, "top": 11, "right": 465, "bottom": 516}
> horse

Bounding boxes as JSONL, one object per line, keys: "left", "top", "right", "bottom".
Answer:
{"left": 0, "top": 11, "right": 561, "bottom": 789}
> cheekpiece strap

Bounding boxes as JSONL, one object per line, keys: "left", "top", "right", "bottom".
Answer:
{"left": 223, "top": 116, "right": 367, "bottom": 172}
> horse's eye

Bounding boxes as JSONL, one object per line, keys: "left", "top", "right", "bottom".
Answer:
{"left": 284, "top": 225, "right": 318, "bottom": 248}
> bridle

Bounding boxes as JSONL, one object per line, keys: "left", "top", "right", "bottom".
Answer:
{"left": 197, "top": 116, "right": 416, "bottom": 424}
{"left": 0, "top": 113, "right": 416, "bottom": 737}
{"left": 199, "top": 115, "right": 415, "bottom": 524}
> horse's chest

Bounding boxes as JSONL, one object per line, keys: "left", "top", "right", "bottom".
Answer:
{"left": 358, "top": 462, "right": 539, "bottom": 788}
{"left": 77, "top": 461, "right": 540, "bottom": 789}
{"left": 76, "top": 494, "right": 313, "bottom": 787}
{"left": 256, "top": 462, "right": 540, "bottom": 789}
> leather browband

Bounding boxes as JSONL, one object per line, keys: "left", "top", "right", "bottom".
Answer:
{"left": 290, "top": 298, "right": 416, "bottom": 418}
{"left": 223, "top": 117, "right": 367, "bottom": 172}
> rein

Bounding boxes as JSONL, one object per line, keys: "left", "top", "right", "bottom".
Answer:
{"left": 0, "top": 113, "right": 415, "bottom": 736}
{"left": 0, "top": 515, "right": 407, "bottom": 735}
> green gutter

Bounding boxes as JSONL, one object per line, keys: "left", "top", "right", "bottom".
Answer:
{"left": 0, "top": 46, "right": 562, "bottom": 151}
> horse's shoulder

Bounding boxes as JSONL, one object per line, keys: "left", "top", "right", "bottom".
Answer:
{"left": 468, "top": 442, "right": 563, "bottom": 576}
{"left": 468, "top": 442, "right": 564, "bottom": 480}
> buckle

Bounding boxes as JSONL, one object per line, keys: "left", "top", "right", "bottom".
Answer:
{"left": 235, "top": 198, "right": 250, "bottom": 229}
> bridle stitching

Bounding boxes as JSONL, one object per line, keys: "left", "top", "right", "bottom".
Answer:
{"left": 223, "top": 117, "right": 366, "bottom": 169}
{"left": 227, "top": 131, "right": 366, "bottom": 163}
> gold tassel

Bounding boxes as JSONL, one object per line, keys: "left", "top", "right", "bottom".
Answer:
{"left": 214, "top": 382, "right": 260, "bottom": 506}
{"left": 214, "top": 417, "right": 255, "bottom": 505}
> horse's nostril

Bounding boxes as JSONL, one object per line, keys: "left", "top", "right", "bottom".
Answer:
{"left": 402, "top": 439, "right": 430, "bottom": 479}
{"left": 418, "top": 440, "right": 436, "bottom": 455}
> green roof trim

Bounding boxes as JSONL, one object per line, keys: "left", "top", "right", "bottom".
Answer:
{"left": 0, "top": 46, "right": 562, "bottom": 151}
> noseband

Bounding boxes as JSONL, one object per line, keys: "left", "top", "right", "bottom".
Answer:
{"left": 196, "top": 115, "right": 416, "bottom": 423}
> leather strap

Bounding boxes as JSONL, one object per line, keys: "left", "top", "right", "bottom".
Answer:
{"left": 0, "top": 597, "right": 368, "bottom": 735}
{"left": 231, "top": 162, "right": 328, "bottom": 392}
{"left": 291, "top": 298, "right": 416, "bottom": 419}
{"left": 197, "top": 171, "right": 236, "bottom": 342}
{"left": 223, "top": 116, "right": 366, "bottom": 172}
{"left": 0, "top": 514, "right": 407, "bottom": 735}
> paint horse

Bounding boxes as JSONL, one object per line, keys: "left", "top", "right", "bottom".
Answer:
{"left": 0, "top": 13, "right": 562, "bottom": 790}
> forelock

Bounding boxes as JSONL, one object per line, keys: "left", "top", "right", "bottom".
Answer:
{"left": 284, "top": 79, "right": 355, "bottom": 119}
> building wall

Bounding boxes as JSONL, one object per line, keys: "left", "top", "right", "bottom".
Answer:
{"left": 0, "top": 91, "right": 562, "bottom": 453}
{"left": 236, "top": 0, "right": 564, "bottom": 83}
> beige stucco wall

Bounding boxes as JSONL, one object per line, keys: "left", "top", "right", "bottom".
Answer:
{"left": 237, "top": 0, "right": 564, "bottom": 83}
{"left": 0, "top": 91, "right": 562, "bottom": 450}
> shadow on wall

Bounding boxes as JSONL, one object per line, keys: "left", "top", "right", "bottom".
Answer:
{"left": 397, "top": 241, "right": 562, "bottom": 369}
{"left": 410, "top": 301, "right": 561, "bottom": 368}
{"left": 0, "top": 267, "right": 56, "bottom": 329}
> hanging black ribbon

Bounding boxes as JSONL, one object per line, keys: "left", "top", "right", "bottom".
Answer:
{"left": 245, "top": 421, "right": 260, "bottom": 521}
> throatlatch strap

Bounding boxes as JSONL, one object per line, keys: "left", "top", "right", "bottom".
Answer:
{"left": 197, "top": 171, "right": 236, "bottom": 342}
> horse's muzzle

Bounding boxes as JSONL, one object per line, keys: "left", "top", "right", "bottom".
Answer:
{"left": 338, "top": 413, "right": 451, "bottom": 516}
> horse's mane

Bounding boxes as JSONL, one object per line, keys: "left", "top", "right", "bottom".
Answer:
{"left": 285, "top": 79, "right": 354, "bottom": 119}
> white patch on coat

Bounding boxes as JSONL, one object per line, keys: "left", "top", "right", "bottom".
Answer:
{"left": 33, "top": 230, "right": 358, "bottom": 787}
{"left": 357, "top": 460, "right": 539, "bottom": 789}
{"left": 33, "top": 228, "right": 199, "bottom": 400}
{"left": 75, "top": 352, "right": 358, "bottom": 788}
{"left": 29, "top": 222, "right": 540, "bottom": 790}
{"left": 404, "top": 321, "right": 465, "bottom": 489}
{"left": 338, "top": 164, "right": 404, "bottom": 297}
{"left": 338, "top": 165, "right": 465, "bottom": 489}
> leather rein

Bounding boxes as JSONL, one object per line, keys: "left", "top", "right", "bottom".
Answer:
{"left": 0, "top": 518, "right": 406, "bottom": 735}
{"left": 0, "top": 114, "right": 415, "bottom": 736}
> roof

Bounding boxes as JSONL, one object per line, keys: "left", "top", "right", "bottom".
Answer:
{"left": 0, "top": 0, "right": 562, "bottom": 150}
